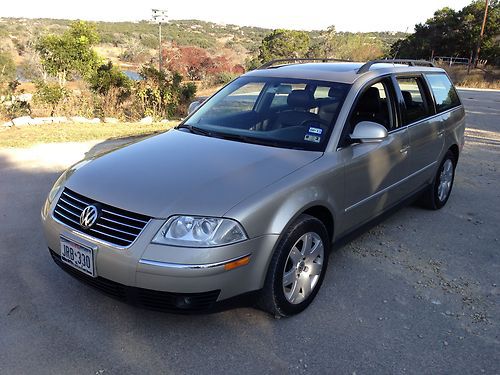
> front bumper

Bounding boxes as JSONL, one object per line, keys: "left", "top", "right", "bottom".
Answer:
{"left": 42, "top": 208, "right": 279, "bottom": 306}
{"left": 49, "top": 249, "right": 223, "bottom": 311}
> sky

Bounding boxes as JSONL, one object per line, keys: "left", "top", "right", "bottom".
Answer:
{"left": 1, "top": 0, "right": 472, "bottom": 32}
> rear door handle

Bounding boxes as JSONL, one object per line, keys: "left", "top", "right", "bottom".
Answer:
{"left": 437, "top": 130, "right": 445, "bottom": 137}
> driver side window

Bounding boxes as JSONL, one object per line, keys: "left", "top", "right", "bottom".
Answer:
{"left": 349, "top": 80, "right": 393, "bottom": 133}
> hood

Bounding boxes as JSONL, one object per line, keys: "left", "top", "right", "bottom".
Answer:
{"left": 66, "top": 130, "right": 321, "bottom": 218}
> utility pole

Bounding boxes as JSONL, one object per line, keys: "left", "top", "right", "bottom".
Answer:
{"left": 152, "top": 9, "right": 168, "bottom": 72}
{"left": 474, "top": 0, "right": 489, "bottom": 67}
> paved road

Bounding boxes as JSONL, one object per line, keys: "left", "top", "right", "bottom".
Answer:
{"left": 0, "top": 90, "right": 498, "bottom": 374}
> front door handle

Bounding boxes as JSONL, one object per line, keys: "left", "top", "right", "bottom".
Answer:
{"left": 400, "top": 146, "right": 410, "bottom": 154}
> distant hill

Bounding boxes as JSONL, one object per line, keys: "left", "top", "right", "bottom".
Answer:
{"left": 0, "top": 17, "right": 408, "bottom": 73}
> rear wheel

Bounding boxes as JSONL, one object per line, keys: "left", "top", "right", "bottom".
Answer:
{"left": 420, "top": 150, "right": 456, "bottom": 210}
{"left": 258, "top": 214, "right": 330, "bottom": 317}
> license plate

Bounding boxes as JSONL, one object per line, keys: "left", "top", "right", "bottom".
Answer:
{"left": 60, "top": 236, "right": 96, "bottom": 277}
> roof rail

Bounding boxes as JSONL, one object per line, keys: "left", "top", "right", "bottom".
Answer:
{"left": 258, "top": 58, "right": 351, "bottom": 70}
{"left": 356, "top": 59, "right": 436, "bottom": 74}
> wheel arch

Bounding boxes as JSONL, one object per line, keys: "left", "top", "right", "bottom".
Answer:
{"left": 448, "top": 144, "right": 459, "bottom": 163}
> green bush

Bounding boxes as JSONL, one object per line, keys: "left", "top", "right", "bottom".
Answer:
{"left": 139, "top": 35, "right": 158, "bottom": 49}
{"left": 205, "top": 72, "right": 238, "bottom": 87}
{"left": 89, "top": 61, "right": 131, "bottom": 97}
{"left": 0, "top": 51, "right": 16, "bottom": 87}
{"left": 33, "top": 80, "right": 68, "bottom": 116}
{"left": 135, "top": 65, "right": 197, "bottom": 119}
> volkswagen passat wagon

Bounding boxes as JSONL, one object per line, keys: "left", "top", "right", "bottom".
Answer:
{"left": 41, "top": 59, "right": 465, "bottom": 316}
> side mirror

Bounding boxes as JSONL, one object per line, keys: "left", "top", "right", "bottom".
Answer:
{"left": 350, "top": 121, "right": 388, "bottom": 143}
{"left": 187, "top": 96, "right": 208, "bottom": 115}
{"left": 187, "top": 100, "right": 202, "bottom": 115}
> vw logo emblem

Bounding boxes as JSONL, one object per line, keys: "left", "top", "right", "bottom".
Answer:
{"left": 80, "top": 205, "right": 99, "bottom": 229}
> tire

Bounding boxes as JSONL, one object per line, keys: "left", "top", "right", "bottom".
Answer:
{"left": 258, "top": 214, "right": 330, "bottom": 317}
{"left": 420, "top": 150, "right": 456, "bottom": 210}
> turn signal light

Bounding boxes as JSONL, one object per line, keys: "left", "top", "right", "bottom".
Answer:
{"left": 224, "top": 255, "right": 251, "bottom": 271}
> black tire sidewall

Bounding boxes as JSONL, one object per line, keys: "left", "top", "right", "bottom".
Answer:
{"left": 432, "top": 151, "right": 456, "bottom": 209}
{"left": 271, "top": 216, "right": 330, "bottom": 316}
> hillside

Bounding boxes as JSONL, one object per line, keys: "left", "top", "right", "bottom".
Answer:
{"left": 0, "top": 17, "right": 407, "bottom": 73}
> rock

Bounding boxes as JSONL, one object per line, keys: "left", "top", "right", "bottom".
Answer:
{"left": 139, "top": 116, "right": 154, "bottom": 125}
{"left": 28, "top": 118, "right": 47, "bottom": 125}
{"left": 160, "top": 119, "right": 169, "bottom": 123}
{"left": 2, "top": 121, "right": 13, "bottom": 127}
{"left": 33, "top": 117, "right": 55, "bottom": 124}
{"left": 70, "top": 116, "right": 100, "bottom": 124}
{"left": 51, "top": 116, "right": 68, "bottom": 123}
{"left": 104, "top": 117, "right": 119, "bottom": 124}
{"left": 70, "top": 116, "right": 90, "bottom": 123}
{"left": 12, "top": 116, "right": 32, "bottom": 127}
{"left": 17, "top": 93, "right": 33, "bottom": 102}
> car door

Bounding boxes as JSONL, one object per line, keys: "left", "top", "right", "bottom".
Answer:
{"left": 338, "top": 78, "right": 411, "bottom": 230}
{"left": 394, "top": 75, "right": 444, "bottom": 189}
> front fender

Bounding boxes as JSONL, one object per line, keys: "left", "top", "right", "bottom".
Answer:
{"left": 224, "top": 154, "right": 344, "bottom": 241}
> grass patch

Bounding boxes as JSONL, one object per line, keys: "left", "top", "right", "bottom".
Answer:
{"left": 440, "top": 65, "right": 500, "bottom": 89}
{"left": 0, "top": 121, "right": 179, "bottom": 148}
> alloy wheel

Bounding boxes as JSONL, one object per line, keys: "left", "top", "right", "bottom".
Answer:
{"left": 282, "top": 232, "right": 324, "bottom": 304}
{"left": 437, "top": 159, "right": 454, "bottom": 202}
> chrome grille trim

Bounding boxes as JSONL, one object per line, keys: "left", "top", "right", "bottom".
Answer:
{"left": 53, "top": 188, "right": 151, "bottom": 248}
{"left": 101, "top": 208, "right": 149, "bottom": 224}
{"left": 54, "top": 209, "right": 80, "bottom": 225}
{"left": 99, "top": 216, "right": 143, "bottom": 230}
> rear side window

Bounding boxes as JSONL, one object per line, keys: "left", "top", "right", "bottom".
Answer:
{"left": 426, "top": 74, "right": 461, "bottom": 113}
{"left": 395, "top": 77, "right": 431, "bottom": 125}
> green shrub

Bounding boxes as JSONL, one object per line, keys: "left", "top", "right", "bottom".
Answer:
{"left": 135, "top": 65, "right": 197, "bottom": 119}
{"left": 34, "top": 81, "right": 68, "bottom": 116}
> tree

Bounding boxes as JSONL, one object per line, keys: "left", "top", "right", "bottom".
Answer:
{"left": 388, "top": 0, "right": 499, "bottom": 63}
{"left": 258, "top": 29, "right": 310, "bottom": 63}
{"left": 35, "top": 20, "right": 101, "bottom": 86}
{"left": 89, "top": 61, "right": 131, "bottom": 97}
{"left": 309, "top": 26, "right": 384, "bottom": 61}
{"left": 163, "top": 45, "right": 237, "bottom": 81}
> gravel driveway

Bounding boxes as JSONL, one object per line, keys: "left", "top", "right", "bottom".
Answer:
{"left": 0, "top": 89, "right": 498, "bottom": 374}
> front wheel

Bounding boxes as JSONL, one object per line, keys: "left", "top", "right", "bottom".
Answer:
{"left": 258, "top": 214, "right": 330, "bottom": 317}
{"left": 420, "top": 150, "right": 456, "bottom": 210}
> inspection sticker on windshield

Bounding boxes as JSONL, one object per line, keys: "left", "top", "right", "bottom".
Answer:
{"left": 304, "top": 134, "right": 321, "bottom": 143}
{"left": 308, "top": 127, "right": 323, "bottom": 135}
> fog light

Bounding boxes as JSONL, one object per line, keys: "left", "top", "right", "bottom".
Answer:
{"left": 175, "top": 296, "right": 193, "bottom": 309}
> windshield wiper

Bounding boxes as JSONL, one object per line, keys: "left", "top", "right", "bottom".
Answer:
{"left": 176, "top": 124, "right": 213, "bottom": 137}
{"left": 212, "top": 132, "right": 282, "bottom": 148}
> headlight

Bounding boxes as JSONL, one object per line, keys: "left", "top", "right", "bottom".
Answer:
{"left": 152, "top": 216, "right": 248, "bottom": 247}
{"left": 47, "top": 172, "right": 67, "bottom": 204}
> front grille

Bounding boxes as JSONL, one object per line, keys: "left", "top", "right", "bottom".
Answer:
{"left": 53, "top": 188, "right": 151, "bottom": 247}
{"left": 49, "top": 249, "right": 221, "bottom": 312}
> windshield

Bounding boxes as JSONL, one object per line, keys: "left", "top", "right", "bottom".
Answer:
{"left": 183, "top": 76, "right": 351, "bottom": 151}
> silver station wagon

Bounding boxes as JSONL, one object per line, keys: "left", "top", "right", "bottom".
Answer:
{"left": 41, "top": 59, "right": 465, "bottom": 316}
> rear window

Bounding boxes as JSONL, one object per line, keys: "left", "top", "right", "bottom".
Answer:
{"left": 425, "top": 74, "right": 461, "bottom": 113}
{"left": 395, "top": 77, "right": 431, "bottom": 125}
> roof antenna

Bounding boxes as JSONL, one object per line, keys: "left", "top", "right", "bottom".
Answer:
{"left": 393, "top": 27, "right": 409, "bottom": 61}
